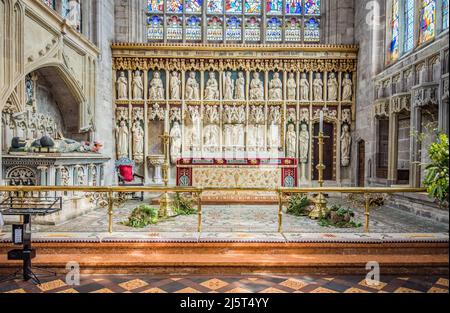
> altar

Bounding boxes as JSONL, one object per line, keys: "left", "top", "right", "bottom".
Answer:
{"left": 176, "top": 158, "right": 298, "bottom": 188}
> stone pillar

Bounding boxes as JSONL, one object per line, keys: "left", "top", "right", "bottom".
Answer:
{"left": 409, "top": 105, "right": 422, "bottom": 188}
{"left": 387, "top": 112, "right": 398, "bottom": 185}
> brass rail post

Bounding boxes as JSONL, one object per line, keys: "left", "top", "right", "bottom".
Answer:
{"left": 278, "top": 190, "right": 283, "bottom": 233}
{"left": 196, "top": 191, "right": 202, "bottom": 233}
{"left": 364, "top": 192, "right": 370, "bottom": 233}
{"left": 108, "top": 191, "right": 114, "bottom": 234}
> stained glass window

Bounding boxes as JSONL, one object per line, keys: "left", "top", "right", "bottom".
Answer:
{"left": 226, "top": 0, "right": 242, "bottom": 13}
{"left": 245, "top": 17, "right": 261, "bottom": 41}
{"left": 148, "top": 0, "right": 164, "bottom": 12}
{"left": 185, "top": 0, "right": 202, "bottom": 13}
{"left": 226, "top": 16, "right": 242, "bottom": 41}
{"left": 285, "top": 17, "right": 301, "bottom": 42}
{"left": 390, "top": 0, "right": 400, "bottom": 61}
{"left": 147, "top": 15, "right": 164, "bottom": 40}
{"left": 244, "top": 0, "right": 262, "bottom": 14}
{"left": 167, "top": 0, "right": 183, "bottom": 13}
{"left": 285, "top": 0, "right": 302, "bottom": 15}
{"left": 404, "top": 0, "right": 415, "bottom": 53}
{"left": 145, "top": 0, "right": 322, "bottom": 43}
{"left": 420, "top": 0, "right": 436, "bottom": 43}
{"left": 443, "top": 0, "right": 449, "bottom": 30}
{"left": 166, "top": 15, "right": 183, "bottom": 40}
{"left": 266, "top": 0, "right": 282, "bottom": 15}
{"left": 266, "top": 17, "right": 282, "bottom": 41}
{"left": 186, "top": 16, "right": 202, "bottom": 40}
{"left": 304, "top": 0, "right": 320, "bottom": 15}
{"left": 207, "top": 0, "right": 224, "bottom": 13}
{"left": 207, "top": 16, "right": 224, "bottom": 41}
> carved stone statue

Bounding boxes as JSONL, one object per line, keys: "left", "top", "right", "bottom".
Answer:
{"left": 132, "top": 71, "right": 144, "bottom": 100}
{"left": 313, "top": 73, "right": 323, "bottom": 101}
{"left": 287, "top": 73, "right": 297, "bottom": 101}
{"left": 327, "top": 73, "right": 338, "bottom": 101}
{"left": 299, "top": 123, "right": 310, "bottom": 164}
{"left": 116, "top": 71, "right": 128, "bottom": 100}
{"left": 186, "top": 106, "right": 201, "bottom": 150}
{"left": 131, "top": 120, "right": 144, "bottom": 162}
{"left": 185, "top": 72, "right": 200, "bottom": 100}
{"left": 299, "top": 73, "right": 310, "bottom": 101}
{"left": 247, "top": 106, "right": 265, "bottom": 150}
{"left": 116, "top": 120, "right": 129, "bottom": 159}
{"left": 204, "top": 72, "right": 219, "bottom": 100}
{"left": 235, "top": 72, "right": 246, "bottom": 100}
{"left": 250, "top": 72, "right": 264, "bottom": 100}
{"left": 342, "top": 73, "right": 353, "bottom": 101}
{"left": 286, "top": 124, "right": 297, "bottom": 158}
{"left": 66, "top": 0, "right": 81, "bottom": 30}
{"left": 170, "top": 121, "right": 182, "bottom": 163}
{"left": 149, "top": 71, "right": 165, "bottom": 100}
{"left": 268, "top": 107, "right": 281, "bottom": 149}
{"left": 223, "top": 72, "right": 234, "bottom": 100}
{"left": 341, "top": 124, "right": 351, "bottom": 167}
{"left": 269, "top": 73, "right": 283, "bottom": 100}
{"left": 170, "top": 72, "right": 181, "bottom": 100}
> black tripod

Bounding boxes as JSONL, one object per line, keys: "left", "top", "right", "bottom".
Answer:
{"left": 0, "top": 196, "right": 62, "bottom": 285}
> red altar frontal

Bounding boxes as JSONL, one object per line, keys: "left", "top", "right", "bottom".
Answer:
{"left": 176, "top": 158, "right": 298, "bottom": 188}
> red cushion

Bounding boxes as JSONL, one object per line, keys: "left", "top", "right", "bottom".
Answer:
{"left": 119, "top": 165, "right": 134, "bottom": 182}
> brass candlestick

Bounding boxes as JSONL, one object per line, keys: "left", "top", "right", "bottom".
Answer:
{"left": 309, "top": 130, "right": 329, "bottom": 219}
{"left": 159, "top": 132, "right": 171, "bottom": 218}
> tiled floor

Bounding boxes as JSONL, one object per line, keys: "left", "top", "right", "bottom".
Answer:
{"left": 0, "top": 274, "right": 448, "bottom": 293}
{"left": 2, "top": 197, "right": 447, "bottom": 234}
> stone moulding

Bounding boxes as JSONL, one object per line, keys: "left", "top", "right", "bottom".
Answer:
{"left": 412, "top": 83, "right": 440, "bottom": 108}
{"left": 373, "top": 99, "right": 389, "bottom": 118}
{"left": 390, "top": 92, "right": 411, "bottom": 114}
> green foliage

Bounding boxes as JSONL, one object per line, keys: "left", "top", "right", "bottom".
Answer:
{"left": 423, "top": 133, "right": 449, "bottom": 207}
{"left": 125, "top": 205, "right": 158, "bottom": 228}
{"left": 286, "top": 194, "right": 311, "bottom": 216}
{"left": 172, "top": 193, "right": 196, "bottom": 216}
{"left": 318, "top": 204, "right": 361, "bottom": 228}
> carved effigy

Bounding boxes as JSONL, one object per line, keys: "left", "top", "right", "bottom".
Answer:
{"left": 170, "top": 121, "right": 182, "bottom": 164}
{"left": 116, "top": 119, "right": 129, "bottom": 159}
{"left": 223, "top": 72, "right": 234, "bottom": 100}
{"left": 268, "top": 106, "right": 282, "bottom": 151}
{"left": 131, "top": 108, "right": 144, "bottom": 163}
{"left": 299, "top": 73, "right": 310, "bottom": 101}
{"left": 132, "top": 71, "right": 144, "bottom": 100}
{"left": 235, "top": 72, "right": 246, "bottom": 100}
{"left": 287, "top": 73, "right": 297, "bottom": 101}
{"left": 247, "top": 105, "right": 265, "bottom": 152}
{"left": 223, "top": 105, "right": 246, "bottom": 151}
{"left": 286, "top": 124, "right": 297, "bottom": 158}
{"left": 185, "top": 106, "right": 202, "bottom": 152}
{"left": 185, "top": 71, "right": 200, "bottom": 100}
{"left": 204, "top": 72, "right": 220, "bottom": 100}
{"left": 341, "top": 123, "right": 351, "bottom": 167}
{"left": 203, "top": 105, "right": 220, "bottom": 152}
{"left": 313, "top": 73, "right": 324, "bottom": 101}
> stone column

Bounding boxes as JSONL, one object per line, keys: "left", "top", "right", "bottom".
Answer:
{"left": 387, "top": 112, "right": 398, "bottom": 185}
{"left": 409, "top": 104, "right": 422, "bottom": 188}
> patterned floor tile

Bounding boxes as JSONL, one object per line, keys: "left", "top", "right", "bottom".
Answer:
{"left": 0, "top": 274, "right": 447, "bottom": 293}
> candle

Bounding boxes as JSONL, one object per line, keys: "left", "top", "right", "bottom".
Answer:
{"left": 319, "top": 110, "right": 324, "bottom": 133}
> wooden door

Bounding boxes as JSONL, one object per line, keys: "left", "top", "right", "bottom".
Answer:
{"left": 313, "top": 123, "right": 334, "bottom": 181}
{"left": 358, "top": 140, "right": 365, "bottom": 187}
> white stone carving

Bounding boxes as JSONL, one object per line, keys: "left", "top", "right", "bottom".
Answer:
{"left": 327, "top": 73, "right": 338, "bottom": 101}
{"left": 185, "top": 71, "right": 200, "bottom": 100}
{"left": 341, "top": 123, "right": 351, "bottom": 167}
{"left": 269, "top": 72, "right": 283, "bottom": 100}
{"left": 66, "top": 0, "right": 81, "bottom": 31}
{"left": 268, "top": 106, "right": 281, "bottom": 150}
{"left": 132, "top": 71, "right": 144, "bottom": 100}
{"left": 148, "top": 103, "right": 165, "bottom": 121}
{"left": 204, "top": 72, "right": 220, "bottom": 100}
{"left": 149, "top": 71, "right": 165, "bottom": 100}
{"left": 131, "top": 120, "right": 144, "bottom": 163}
{"left": 116, "top": 71, "right": 128, "bottom": 100}
{"left": 185, "top": 106, "right": 202, "bottom": 150}
{"left": 313, "top": 73, "right": 323, "bottom": 101}
{"left": 286, "top": 124, "right": 297, "bottom": 158}
{"left": 116, "top": 120, "right": 129, "bottom": 159}
{"left": 250, "top": 72, "right": 264, "bottom": 100}
{"left": 170, "top": 121, "right": 182, "bottom": 164}
{"left": 235, "top": 72, "right": 246, "bottom": 100}
{"left": 203, "top": 106, "right": 221, "bottom": 152}
{"left": 299, "top": 123, "right": 310, "bottom": 164}
{"left": 170, "top": 72, "right": 181, "bottom": 100}
{"left": 287, "top": 73, "right": 297, "bottom": 101}
{"left": 299, "top": 73, "right": 310, "bottom": 101}
{"left": 247, "top": 105, "right": 265, "bottom": 151}
{"left": 342, "top": 73, "right": 353, "bottom": 101}
{"left": 223, "top": 72, "right": 234, "bottom": 100}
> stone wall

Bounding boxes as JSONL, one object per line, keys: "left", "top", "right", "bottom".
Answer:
{"left": 94, "top": 0, "right": 116, "bottom": 184}
{"left": 323, "top": 0, "right": 355, "bottom": 45}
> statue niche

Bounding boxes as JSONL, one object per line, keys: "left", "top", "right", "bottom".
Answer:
{"left": 149, "top": 71, "right": 165, "bottom": 100}
{"left": 204, "top": 72, "right": 220, "bottom": 101}
{"left": 269, "top": 72, "right": 283, "bottom": 101}
{"left": 250, "top": 72, "right": 264, "bottom": 100}
{"left": 185, "top": 71, "right": 200, "bottom": 100}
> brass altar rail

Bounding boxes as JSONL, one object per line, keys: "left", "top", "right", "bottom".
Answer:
{"left": 0, "top": 186, "right": 427, "bottom": 234}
